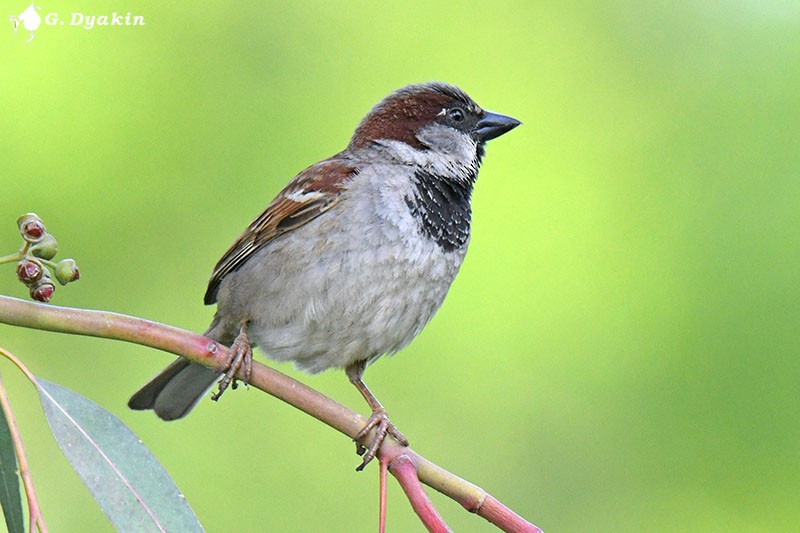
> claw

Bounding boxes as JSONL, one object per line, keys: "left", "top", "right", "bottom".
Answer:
{"left": 211, "top": 325, "right": 252, "bottom": 401}
{"left": 354, "top": 408, "right": 408, "bottom": 471}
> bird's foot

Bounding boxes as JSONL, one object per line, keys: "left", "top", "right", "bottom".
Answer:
{"left": 354, "top": 408, "right": 409, "bottom": 471}
{"left": 211, "top": 328, "right": 252, "bottom": 401}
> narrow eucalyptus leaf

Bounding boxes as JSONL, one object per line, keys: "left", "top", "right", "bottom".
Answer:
{"left": 36, "top": 378, "right": 203, "bottom": 532}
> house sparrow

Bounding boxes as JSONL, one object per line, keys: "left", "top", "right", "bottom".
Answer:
{"left": 128, "top": 82, "right": 520, "bottom": 469}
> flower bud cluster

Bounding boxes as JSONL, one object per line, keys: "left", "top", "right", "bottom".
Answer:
{"left": 8, "top": 213, "right": 80, "bottom": 302}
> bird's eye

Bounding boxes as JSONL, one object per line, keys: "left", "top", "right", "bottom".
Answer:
{"left": 448, "top": 108, "right": 465, "bottom": 122}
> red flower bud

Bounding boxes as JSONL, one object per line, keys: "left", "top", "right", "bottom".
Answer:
{"left": 20, "top": 219, "right": 46, "bottom": 243}
{"left": 16, "top": 259, "right": 43, "bottom": 284}
{"left": 30, "top": 280, "right": 55, "bottom": 302}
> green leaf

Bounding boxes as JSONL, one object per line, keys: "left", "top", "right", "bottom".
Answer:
{"left": 35, "top": 378, "right": 204, "bottom": 532}
{"left": 0, "top": 381, "right": 24, "bottom": 533}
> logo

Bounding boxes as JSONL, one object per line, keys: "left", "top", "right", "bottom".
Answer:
{"left": 9, "top": 3, "right": 41, "bottom": 43}
{"left": 9, "top": 2, "right": 145, "bottom": 44}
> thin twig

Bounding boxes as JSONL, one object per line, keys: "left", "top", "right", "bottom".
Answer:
{"left": 0, "top": 295, "right": 542, "bottom": 532}
{"left": 0, "top": 350, "right": 48, "bottom": 533}
{"left": 379, "top": 456, "right": 388, "bottom": 533}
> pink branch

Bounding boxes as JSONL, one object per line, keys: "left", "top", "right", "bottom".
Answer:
{"left": 382, "top": 444, "right": 543, "bottom": 533}
{"left": 0, "top": 295, "right": 543, "bottom": 532}
{"left": 478, "top": 496, "right": 542, "bottom": 533}
{"left": 390, "top": 454, "right": 450, "bottom": 532}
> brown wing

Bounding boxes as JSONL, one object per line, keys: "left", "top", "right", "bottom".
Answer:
{"left": 204, "top": 156, "right": 358, "bottom": 304}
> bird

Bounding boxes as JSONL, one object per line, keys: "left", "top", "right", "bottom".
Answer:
{"left": 128, "top": 82, "right": 520, "bottom": 469}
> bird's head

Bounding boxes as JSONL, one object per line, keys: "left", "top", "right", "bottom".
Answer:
{"left": 349, "top": 82, "right": 520, "bottom": 175}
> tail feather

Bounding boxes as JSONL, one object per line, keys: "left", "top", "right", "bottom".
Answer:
{"left": 128, "top": 358, "right": 220, "bottom": 421}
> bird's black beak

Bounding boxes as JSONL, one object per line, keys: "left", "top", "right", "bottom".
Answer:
{"left": 473, "top": 110, "right": 521, "bottom": 142}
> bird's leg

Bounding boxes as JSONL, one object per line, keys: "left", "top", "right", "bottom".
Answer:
{"left": 211, "top": 321, "right": 253, "bottom": 401}
{"left": 346, "top": 360, "right": 409, "bottom": 471}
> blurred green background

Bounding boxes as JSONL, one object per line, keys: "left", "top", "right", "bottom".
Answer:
{"left": 2, "top": 1, "right": 799, "bottom": 531}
